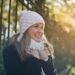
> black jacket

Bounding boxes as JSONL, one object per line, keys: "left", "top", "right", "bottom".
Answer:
{"left": 3, "top": 44, "right": 56, "bottom": 75}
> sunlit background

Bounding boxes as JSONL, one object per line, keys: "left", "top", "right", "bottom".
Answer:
{"left": 0, "top": 0, "right": 75, "bottom": 75}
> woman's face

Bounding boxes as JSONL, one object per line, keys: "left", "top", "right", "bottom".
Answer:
{"left": 27, "top": 23, "right": 45, "bottom": 42}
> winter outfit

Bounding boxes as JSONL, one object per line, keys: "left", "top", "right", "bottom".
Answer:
{"left": 3, "top": 44, "right": 56, "bottom": 75}
{"left": 3, "top": 10, "right": 57, "bottom": 75}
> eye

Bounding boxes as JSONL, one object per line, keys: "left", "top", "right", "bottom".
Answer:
{"left": 34, "top": 25, "right": 38, "bottom": 28}
{"left": 33, "top": 24, "right": 44, "bottom": 30}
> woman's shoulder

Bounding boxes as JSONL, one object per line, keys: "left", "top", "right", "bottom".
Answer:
{"left": 3, "top": 44, "right": 17, "bottom": 56}
{"left": 2, "top": 44, "right": 21, "bottom": 63}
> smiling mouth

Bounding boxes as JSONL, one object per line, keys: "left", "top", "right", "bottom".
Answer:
{"left": 36, "top": 34, "right": 42, "bottom": 38}
{"left": 36, "top": 35, "right": 42, "bottom": 39}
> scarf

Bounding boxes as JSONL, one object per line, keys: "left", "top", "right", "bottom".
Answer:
{"left": 27, "top": 39, "right": 49, "bottom": 61}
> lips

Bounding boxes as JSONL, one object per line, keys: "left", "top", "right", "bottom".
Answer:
{"left": 35, "top": 33, "right": 42, "bottom": 38}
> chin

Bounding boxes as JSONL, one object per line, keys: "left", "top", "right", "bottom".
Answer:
{"left": 32, "top": 37, "right": 42, "bottom": 42}
{"left": 35, "top": 39, "right": 41, "bottom": 42}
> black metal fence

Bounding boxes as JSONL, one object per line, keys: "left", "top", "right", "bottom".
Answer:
{"left": 1, "top": 0, "right": 17, "bottom": 49}
{"left": 0, "top": 0, "right": 33, "bottom": 49}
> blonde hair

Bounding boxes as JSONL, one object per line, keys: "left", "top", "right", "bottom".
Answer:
{"left": 16, "top": 32, "right": 31, "bottom": 60}
{"left": 7, "top": 32, "right": 54, "bottom": 61}
{"left": 42, "top": 35, "right": 54, "bottom": 58}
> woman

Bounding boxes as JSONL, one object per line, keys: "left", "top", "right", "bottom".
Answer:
{"left": 3, "top": 10, "right": 56, "bottom": 75}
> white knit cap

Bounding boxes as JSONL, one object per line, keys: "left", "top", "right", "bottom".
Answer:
{"left": 17, "top": 10, "right": 45, "bottom": 41}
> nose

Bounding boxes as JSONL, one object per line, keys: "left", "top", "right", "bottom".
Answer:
{"left": 37, "top": 29, "right": 44, "bottom": 33}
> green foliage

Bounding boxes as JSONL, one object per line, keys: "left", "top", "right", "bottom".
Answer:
{"left": 69, "top": 67, "right": 75, "bottom": 75}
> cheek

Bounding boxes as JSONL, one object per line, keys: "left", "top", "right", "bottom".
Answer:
{"left": 28, "top": 28, "right": 36, "bottom": 37}
{"left": 30, "top": 28, "right": 36, "bottom": 34}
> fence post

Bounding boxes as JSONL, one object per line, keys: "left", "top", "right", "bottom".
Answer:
{"left": 15, "top": 0, "right": 18, "bottom": 33}
{"left": 0, "top": 0, "right": 3, "bottom": 49}
{"left": 7, "top": 0, "right": 11, "bottom": 44}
